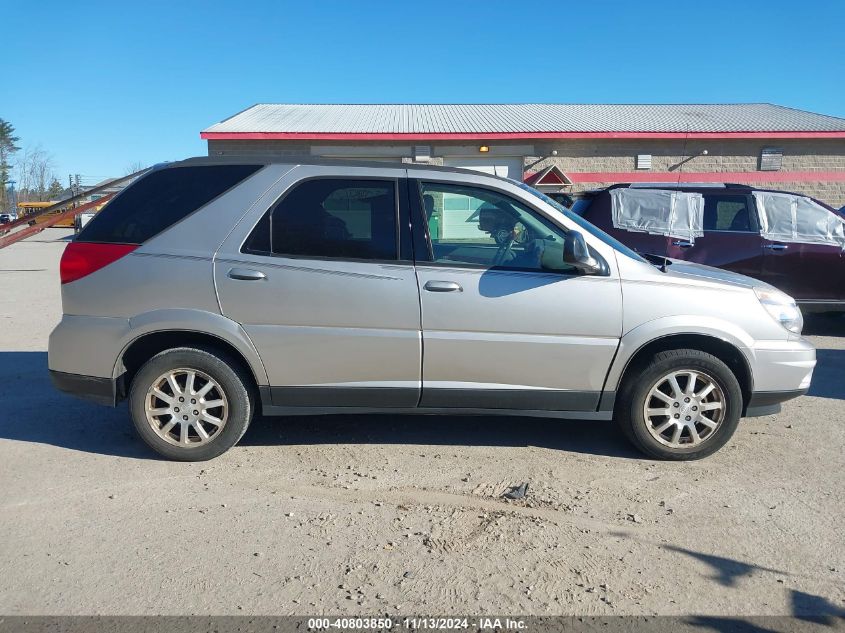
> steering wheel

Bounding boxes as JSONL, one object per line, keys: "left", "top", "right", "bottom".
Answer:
{"left": 493, "top": 235, "right": 515, "bottom": 266}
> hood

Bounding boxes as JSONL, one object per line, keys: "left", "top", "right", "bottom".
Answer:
{"left": 662, "top": 259, "right": 776, "bottom": 292}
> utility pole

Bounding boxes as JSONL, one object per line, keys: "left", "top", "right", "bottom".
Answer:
{"left": 7, "top": 180, "right": 15, "bottom": 216}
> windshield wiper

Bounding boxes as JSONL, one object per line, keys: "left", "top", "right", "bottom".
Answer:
{"left": 639, "top": 252, "right": 672, "bottom": 273}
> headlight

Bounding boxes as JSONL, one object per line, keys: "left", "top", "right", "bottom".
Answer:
{"left": 754, "top": 287, "right": 803, "bottom": 334}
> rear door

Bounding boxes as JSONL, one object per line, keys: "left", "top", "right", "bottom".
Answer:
{"left": 214, "top": 166, "right": 422, "bottom": 407}
{"left": 666, "top": 191, "right": 763, "bottom": 280}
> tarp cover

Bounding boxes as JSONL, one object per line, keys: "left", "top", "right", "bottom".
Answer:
{"left": 753, "top": 192, "right": 845, "bottom": 249}
{"left": 610, "top": 189, "right": 704, "bottom": 242}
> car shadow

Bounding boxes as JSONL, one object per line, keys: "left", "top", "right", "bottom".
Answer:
{"left": 0, "top": 351, "right": 153, "bottom": 459}
{"left": 676, "top": 548, "right": 845, "bottom": 626}
{"left": 802, "top": 313, "right": 845, "bottom": 336}
{"left": 791, "top": 314, "right": 845, "bottom": 402}
{"left": 240, "top": 411, "right": 642, "bottom": 459}
{"left": 686, "top": 614, "right": 841, "bottom": 632}
{"left": 662, "top": 545, "right": 785, "bottom": 588}
{"left": 669, "top": 546, "right": 845, "bottom": 620}
{"left": 623, "top": 539, "right": 845, "bottom": 624}
{"left": 790, "top": 589, "right": 845, "bottom": 620}
{"left": 0, "top": 351, "right": 642, "bottom": 460}
{"left": 807, "top": 349, "right": 845, "bottom": 401}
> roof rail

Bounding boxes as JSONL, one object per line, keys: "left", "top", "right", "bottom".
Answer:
{"left": 628, "top": 182, "right": 728, "bottom": 188}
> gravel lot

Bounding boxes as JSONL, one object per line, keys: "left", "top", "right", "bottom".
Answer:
{"left": 0, "top": 229, "right": 843, "bottom": 617}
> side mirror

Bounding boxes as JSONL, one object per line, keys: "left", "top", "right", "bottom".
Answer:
{"left": 563, "top": 230, "right": 602, "bottom": 274}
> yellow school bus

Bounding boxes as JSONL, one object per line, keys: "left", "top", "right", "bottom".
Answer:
{"left": 18, "top": 201, "right": 74, "bottom": 227}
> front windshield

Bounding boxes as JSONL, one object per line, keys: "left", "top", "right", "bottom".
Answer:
{"left": 511, "top": 180, "right": 647, "bottom": 264}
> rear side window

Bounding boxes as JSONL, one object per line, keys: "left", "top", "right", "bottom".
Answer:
{"left": 243, "top": 178, "right": 398, "bottom": 260}
{"left": 703, "top": 194, "right": 755, "bottom": 232}
{"left": 78, "top": 165, "right": 261, "bottom": 244}
{"left": 609, "top": 188, "right": 704, "bottom": 243}
{"left": 753, "top": 191, "right": 845, "bottom": 247}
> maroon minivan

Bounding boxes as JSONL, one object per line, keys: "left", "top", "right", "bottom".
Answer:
{"left": 574, "top": 183, "right": 845, "bottom": 311}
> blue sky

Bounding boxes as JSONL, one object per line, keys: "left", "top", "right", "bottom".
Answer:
{"left": 3, "top": 0, "right": 844, "bottom": 183}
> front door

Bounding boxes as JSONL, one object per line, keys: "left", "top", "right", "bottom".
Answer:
{"left": 760, "top": 240, "right": 845, "bottom": 301}
{"left": 215, "top": 173, "right": 422, "bottom": 407}
{"left": 666, "top": 192, "right": 763, "bottom": 279}
{"left": 411, "top": 179, "right": 622, "bottom": 411}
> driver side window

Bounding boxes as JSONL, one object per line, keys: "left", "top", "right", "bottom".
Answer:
{"left": 418, "top": 182, "right": 576, "bottom": 273}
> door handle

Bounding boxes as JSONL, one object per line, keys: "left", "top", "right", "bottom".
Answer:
{"left": 424, "top": 280, "right": 463, "bottom": 293}
{"left": 672, "top": 240, "right": 693, "bottom": 248}
{"left": 227, "top": 267, "right": 267, "bottom": 281}
{"left": 764, "top": 244, "right": 789, "bottom": 251}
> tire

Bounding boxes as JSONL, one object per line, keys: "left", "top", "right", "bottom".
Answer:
{"left": 615, "top": 349, "right": 743, "bottom": 460}
{"left": 128, "top": 346, "right": 255, "bottom": 461}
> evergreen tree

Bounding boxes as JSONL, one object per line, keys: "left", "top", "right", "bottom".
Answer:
{"left": 0, "top": 119, "right": 21, "bottom": 211}
{"left": 47, "top": 178, "right": 64, "bottom": 201}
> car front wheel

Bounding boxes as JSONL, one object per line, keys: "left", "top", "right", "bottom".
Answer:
{"left": 128, "top": 346, "right": 254, "bottom": 461}
{"left": 615, "top": 349, "right": 743, "bottom": 460}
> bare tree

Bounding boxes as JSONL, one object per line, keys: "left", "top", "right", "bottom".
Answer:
{"left": 15, "top": 146, "right": 58, "bottom": 202}
{"left": 124, "top": 161, "right": 146, "bottom": 176}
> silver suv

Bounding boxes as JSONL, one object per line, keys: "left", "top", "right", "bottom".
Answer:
{"left": 48, "top": 158, "right": 816, "bottom": 461}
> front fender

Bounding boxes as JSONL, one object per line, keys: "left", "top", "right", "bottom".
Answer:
{"left": 114, "top": 308, "right": 270, "bottom": 386}
{"left": 603, "top": 315, "right": 756, "bottom": 393}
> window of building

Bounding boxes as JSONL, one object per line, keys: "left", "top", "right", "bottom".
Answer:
{"left": 702, "top": 195, "right": 756, "bottom": 232}
{"left": 418, "top": 182, "right": 576, "bottom": 273}
{"left": 760, "top": 147, "right": 784, "bottom": 171}
{"left": 243, "top": 179, "right": 398, "bottom": 260}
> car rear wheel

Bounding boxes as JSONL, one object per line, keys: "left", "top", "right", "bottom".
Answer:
{"left": 128, "top": 346, "right": 254, "bottom": 461}
{"left": 615, "top": 349, "right": 743, "bottom": 460}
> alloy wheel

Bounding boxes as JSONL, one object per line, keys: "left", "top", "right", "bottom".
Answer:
{"left": 643, "top": 370, "right": 726, "bottom": 448}
{"left": 144, "top": 368, "right": 228, "bottom": 446}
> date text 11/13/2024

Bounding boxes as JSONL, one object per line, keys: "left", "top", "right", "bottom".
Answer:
{"left": 306, "top": 617, "right": 527, "bottom": 630}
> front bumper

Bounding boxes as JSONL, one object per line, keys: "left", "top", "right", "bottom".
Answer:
{"left": 50, "top": 370, "right": 119, "bottom": 407}
{"left": 744, "top": 388, "right": 808, "bottom": 417}
{"left": 744, "top": 338, "right": 816, "bottom": 417}
{"left": 749, "top": 339, "right": 816, "bottom": 391}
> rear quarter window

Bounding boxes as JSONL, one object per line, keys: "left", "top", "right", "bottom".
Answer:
{"left": 78, "top": 164, "right": 261, "bottom": 244}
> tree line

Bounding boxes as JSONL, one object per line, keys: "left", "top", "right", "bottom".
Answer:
{"left": 1, "top": 118, "right": 66, "bottom": 212}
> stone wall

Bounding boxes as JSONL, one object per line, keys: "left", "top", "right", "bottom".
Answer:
{"left": 525, "top": 139, "right": 845, "bottom": 207}
{"left": 206, "top": 138, "right": 845, "bottom": 207}
{"left": 527, "top": 139, "right": 845, "bottom": 175}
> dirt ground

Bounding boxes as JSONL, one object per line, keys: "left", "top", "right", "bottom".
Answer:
{"left": 0, "top": 229, "right": 843, "bottom": 617}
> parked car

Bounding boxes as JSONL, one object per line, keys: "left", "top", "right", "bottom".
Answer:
{"left": 573, "top": 183, "right": 845, "bottom": 311}
{"left": 49, "top": 159, "right": 815, "bottom": 462}
{"left": 0, "top": 212, "right": 16, "bottom": 224}
{"left": 544, "top": 191, "right": 576, "bottom": 208}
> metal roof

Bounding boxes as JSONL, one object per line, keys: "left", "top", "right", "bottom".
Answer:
{"left": 202, "top": 103, "right": 845, "bottom": 137}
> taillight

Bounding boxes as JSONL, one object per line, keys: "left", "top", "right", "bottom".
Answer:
{"left": 60, "top": 242, "right": 138, "bottom": 284}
